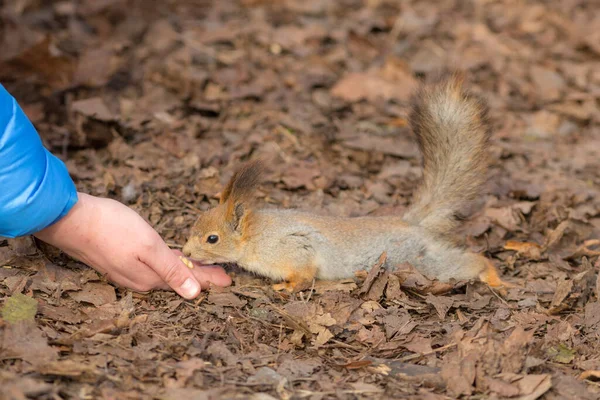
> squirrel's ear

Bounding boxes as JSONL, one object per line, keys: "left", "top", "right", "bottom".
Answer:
{"left": 226, "top": 201, "right": 249, "bottom": 232}
{"left": 219, "top": 160, "right": 263, "bottom": 205}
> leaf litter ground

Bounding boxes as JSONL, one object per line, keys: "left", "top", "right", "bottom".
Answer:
{"left": 1, "top": 0, "right": 600, "bottom": 399}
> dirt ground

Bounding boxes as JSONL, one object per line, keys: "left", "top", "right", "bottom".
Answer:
{"left": 2, "top": 0, "right": 600, "bottom": 399}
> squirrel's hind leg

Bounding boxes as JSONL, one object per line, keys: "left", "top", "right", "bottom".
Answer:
{"left": 478, "top": 256, "right": 518, "bottom": 290}
{"left": 272, "top": 264, "right": 317, "bottom": 293}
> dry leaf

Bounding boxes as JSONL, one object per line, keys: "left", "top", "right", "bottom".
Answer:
{"left": 504, "top": 241, "right": 543, "bottom": 260}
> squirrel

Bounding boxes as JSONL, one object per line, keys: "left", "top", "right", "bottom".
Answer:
{"left": 182, "top": 73, "right": 512, "bottom": 292}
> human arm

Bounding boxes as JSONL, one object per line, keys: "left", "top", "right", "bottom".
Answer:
{"left": 0, "top": 84, "right": 231, "bottom": 298}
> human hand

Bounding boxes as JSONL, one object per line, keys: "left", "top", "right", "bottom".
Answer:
{"left": 34, "top": 192, "right": 232, "bottom": 299}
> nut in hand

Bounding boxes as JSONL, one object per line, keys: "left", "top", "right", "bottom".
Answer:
{"left": 179, "top": 255, "right": 194, "bottom": 269}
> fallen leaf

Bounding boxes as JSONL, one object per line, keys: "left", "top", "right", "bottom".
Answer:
{"left": 37, "top": 359, "right": 97, "bottom": 377}
{"left": 383, "top": 311, "right": 416, "bottom": 339}
{"left": 484, "top": 377, "right": 521, "bottom": 397}
{"left": 579, "top": 370, "right": 600, "bottom": 381}
{"left": 504, "top": 241, "right": 543, "bottom": 260}
{"left": 331, "top": 69, "right": 415, "bottom": 103}
{"left": 313, "top": 279, "right": 357, "bottom": 293}
{"left": 342, "top": 136, "right": 419, "bottom": 158}
{"left": 38, "top": 302, "right": 84, "bottom": 324}
{"left": 1, "top": 293, "right": 38, "bottom": 324}
{"left": 206, "top": 341, "right": 238, "bottom": 366}
{"left": 425, "top": 294, "right": 454, "bottom": 320}
{"left": 69, "top": 283, "right": 116, "bottom": 306}
{"left": 1, "top": 321, "right": 58, "bottom": 365}
{"left": 516, "top": 374, "right": 552, "bottom": 400}
{"left": 276, "top": 356, "right": 321, "bottom": 378}
{"left": 358, "top": 252, "right": 386, "bottom": 295}
{"left": 73, "top": 47, "right": 115, "bottom": 87}
{"left": 338, "top": 360, "right": 373, "bottom": 370}
{"left": 280, "top": 162, "right": 321, "bottom": 190}
{"left": 71, "top": 97, "right": 115, "bottom": 121}
{"left": 550, "top": 279, "right": 573, "bottom": 308}
{"left": 247, "top": 367, "right": 285, "bottom": 386}
{"left": 356, "top": 325, "right": 386, "bottom": 345}
{"left": 207, "top": 290, "right": 247, "bottom": 308}
{"left": 486, "top": 207, "right": 521, "bottom": 231}
{"left": 403, "top": 336, "right": 433, "bottom": 354}
{"left": 547, "top": 344, "right": 576, "bottom": 364}
{"left": 529, "top": 65, "right": 565, "bottom": 102}
{"left": 584, "top": 302, "right": 600, "bottom": 329}
{"left": 0, "top": 35, "right": 76, "bottom": 90}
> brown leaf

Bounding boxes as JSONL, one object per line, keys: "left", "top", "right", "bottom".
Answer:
{"left": 206, "top": 341, "right": 238, "bottom": 366}
{"left": 342, "top": 135, "right": 419, "bottom": 158}
{"left": 71, "top": 97, "right": 115, "bottom": 121}
{"left": 38, "top": 302, "right": 84, "bottom": 324}
{"left": 280, "top": 162, "right": 321, "bottom": 190}
{"left": 384, "top": 274, "right": 405, "bottom": 300}
{"left": 526, "top": 110, "right": 561, "bottom": 138}
{"left": 1, "top": 321, "right": 58, "bottom": 366}
{"left": 529, "top": 65, "right": 565, "bottom": 102}
{"left": 175, "top": 358, "right": 208, "bottom": 385}
{"left": 73, "top": 47, "right": 115, "bottom": 87}
{"left": 441, "top": 354, "right": 477, "bottom": 397}
{"left": 516, "top": 374, "right": 552, "bottom": 400}
{"left": 0, "top": 36, "right": 76, "bottom": 90}
{"left": 37, "top": 359, "right": 97, "bottom": 377}
{"left": 394, "top": 262, "right": 436, "bottom": 291}
{"left": 69, "top": 283, "right": 116, "bottom": 307}
{"left": 403, "top": 336, "right": 433, "bottom": 354}
{"left": 584, "top": 302, "right": 600, "bottom": 329}
{"left": 7, "top": 237, "right": 38, "bottom": 256}
{"left": 247, "top": 367, "right": 285, "bottom": 386}
{"left": 579, "top": 370, "right": 600, "bottom": 381}
{"left": 356, "top": 325, "right": 386, "bottom": 345}
{"left": 0, "top": 371, "right": 53, "bottom": 399}
{"left": 383, "top": 311, "right": 416, "bottom": 340}
{"left": 500, "top": 326, "right": 535, "bottom": 374}
{"left": 313, "top": 279, "right": 357, "bottom": 293}
{"left": 425, "top": 294, "right": 454, "bottom": 320}
{"left": 207, "top": 290, "right": 247, "bottom": 308}
{"left": 544, "top": 220, "right": 570, "bottom": 250}
{"left": 486, "top": 206, "right": 521, "bottom": 231}
{"left": 484, "top": 377, "right": 521, "bottom": 397}
{"left": 550, "top": 279, "right": 573, "bottom": 308}
{"left": 358, "top": 252, "right": 386, "bottom": 295}
{"left": 331, "top": 66, "right": 416, "bottom": 103}
{"left": 504, "top": 241, "right": 543, "bottom": 260}
{"left": 365, "top": 271, "right": 389, "bottom": 301}
{"left": 276, "top": 356, "right": 322, "bottom": 378}
{"left": 338, "top": 360, "right": 372, "bottom": 370}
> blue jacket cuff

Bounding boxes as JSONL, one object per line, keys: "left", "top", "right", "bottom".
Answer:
{"left": 0, "top": 84, "right": 79, "bottom": 238}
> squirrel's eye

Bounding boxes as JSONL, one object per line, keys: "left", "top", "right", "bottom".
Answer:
{"left": 206, "top": 235, "right": 219, "bottom": 244}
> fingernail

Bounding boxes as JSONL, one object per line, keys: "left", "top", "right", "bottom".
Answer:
{"left": 181, "top": 278, "right": 200, "bottom": 299}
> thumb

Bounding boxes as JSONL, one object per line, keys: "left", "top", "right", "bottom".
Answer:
{"left": 140, "top": 239, "right": 201, "bottom": 299}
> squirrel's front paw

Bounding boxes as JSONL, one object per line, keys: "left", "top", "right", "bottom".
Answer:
{"left": 272, "top": 279, "right": 312, "bottom": 293}
{"left": 272, "top": 281, "right": 295, "bottom": 292}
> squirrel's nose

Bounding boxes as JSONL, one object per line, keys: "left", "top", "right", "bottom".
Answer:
{"left": 182, "top": 243, "right": 192, "bottom": 257}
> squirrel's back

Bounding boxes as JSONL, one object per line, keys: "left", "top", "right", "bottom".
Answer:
{"left": 402, "top": 73, "right": 491, "bottom": 237}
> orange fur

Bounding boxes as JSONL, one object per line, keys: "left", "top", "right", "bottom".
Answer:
{"left": 272, "top": 264, "right": 317, "bottom": 292}
{"left": 479, "top": 257, "right": 516, "bottom": 289}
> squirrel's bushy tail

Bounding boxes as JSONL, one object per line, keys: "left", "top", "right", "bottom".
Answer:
{"left": 402, "top": 73, "right": 491, "bottom": 237}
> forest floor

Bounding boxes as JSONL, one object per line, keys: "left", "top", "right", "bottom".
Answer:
{"left": 1, "top": 0, "right": 600, "bottom": 399}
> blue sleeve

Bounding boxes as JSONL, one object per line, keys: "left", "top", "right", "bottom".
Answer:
{"left": 0, "top": 84, "right": 78, "bottom": 238}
